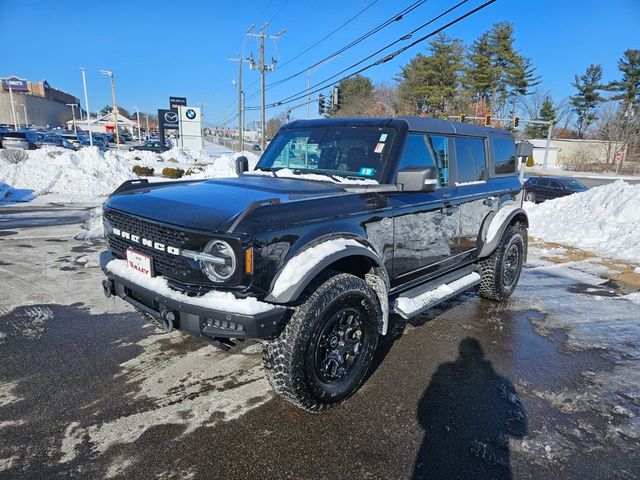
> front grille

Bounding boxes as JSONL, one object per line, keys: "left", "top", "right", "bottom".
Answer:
{"left": 104, "top": 208, "right": 207, "bottom": 281}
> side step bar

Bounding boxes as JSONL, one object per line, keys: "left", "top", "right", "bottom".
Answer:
{"left": 393, "top": 270, "right": 482, "bottom": 319}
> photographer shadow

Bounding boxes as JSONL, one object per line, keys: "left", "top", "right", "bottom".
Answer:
{"left": 412, "top": 338, "right": 527, "bottom": 480}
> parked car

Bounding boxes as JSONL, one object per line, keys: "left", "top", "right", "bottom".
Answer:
{"left": 524, "top": 175, "right": 587, "bottom": 202}
{"left": 1, "top": 131, "right": 37, "bottom": 150}
{"left": 79, "top": 135, "right": 108, "bottom": 151}
{"left": 59, "top": 133, "right": 82, "bottom": 150}
{"left": 252, "top": 144, "right": 261, "bottom": 151}
{"left": 128, "top": 140, "right": 170, "bottom": 153}
{"left": 101, "top": 116, "right": 529, "bottom": 412}
{"left": 120, "top": 131, "right": 133, "bottom": 142}
{"left": 34, "top": 134, "right": 75, "bottom": 150}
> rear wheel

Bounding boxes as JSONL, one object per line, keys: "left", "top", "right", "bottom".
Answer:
{"left": 525, "top": 191, "right": 536, "bottom": 203}
{"left": 478, "top": 225, "right": 526, "bottom": 301}
{"left": 263, "top": 272, "right": 380, "bottom": 412}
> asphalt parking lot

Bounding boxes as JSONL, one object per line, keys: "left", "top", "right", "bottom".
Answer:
{"left": 1, "top": 207, "right": 639, "bottom": 480}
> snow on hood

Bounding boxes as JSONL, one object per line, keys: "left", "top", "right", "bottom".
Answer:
{"left": 525, "top": 180, "right": 640, "bottom": 263}
{"left": 244, "top": 168, "right": 379, "bottom": 185}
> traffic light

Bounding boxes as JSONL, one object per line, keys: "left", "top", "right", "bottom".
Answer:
{"left": 512, "top": 116, "right": 520, "bottom": 128}
{"left": 331, "top": 86, "right": 341, "bottom": 111}
{"left": 318, "top": 94, "right": 325, "bottom": 115}
{"left": 484, "top": 114, "right": 491, "bottom": 126}
{"left": 459, "top": 113, "right": 466, "bottom": 122}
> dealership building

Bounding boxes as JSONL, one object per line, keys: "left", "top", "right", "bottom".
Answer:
{"left": 0, "top": 75, "right": 82, "bottom": 128}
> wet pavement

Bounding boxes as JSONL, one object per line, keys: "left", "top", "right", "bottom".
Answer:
{"left": 1, "top": 209, "right": 639, "bottom": 479}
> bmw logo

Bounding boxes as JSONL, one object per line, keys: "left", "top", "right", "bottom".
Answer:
{"left": 185, "top": 109, "right": 196, "bottom": 120}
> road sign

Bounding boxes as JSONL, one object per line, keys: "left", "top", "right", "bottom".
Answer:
{"left": 169, "top": 96, "right": 187, "bottom": 109}
{"left": 615, "top": 151, "right": 623, "bottom": 162}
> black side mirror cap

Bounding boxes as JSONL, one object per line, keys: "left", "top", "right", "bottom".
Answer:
{"left": 235, "top": 156, "right": 249, "bottom": 175}
{"left": 396, "top": 166, "right": 437, "bottom": 192}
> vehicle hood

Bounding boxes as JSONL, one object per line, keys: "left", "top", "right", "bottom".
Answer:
{"left": 104, "top": 175, "right": 348, "bottom": 232}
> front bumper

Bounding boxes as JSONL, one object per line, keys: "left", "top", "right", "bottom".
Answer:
{"left": 100, "top": 252, "right": 287, "bottom": 341}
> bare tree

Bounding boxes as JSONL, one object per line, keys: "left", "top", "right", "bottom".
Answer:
{"left": 594, "top": 101, "right": 640, "bottom": 165}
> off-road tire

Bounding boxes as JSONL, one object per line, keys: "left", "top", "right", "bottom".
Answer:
{"left": 263, "top": 272, "right": 380, "bottom": 412}
{"left": 477, "top": 224, "right": 527, "bottom": 301}
{"left": 524, "top": 191, "right": 536, "bottom": 203}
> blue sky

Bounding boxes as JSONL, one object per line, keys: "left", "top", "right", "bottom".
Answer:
{"left": 1, "top": 0, "right": 638, "bottom": 126}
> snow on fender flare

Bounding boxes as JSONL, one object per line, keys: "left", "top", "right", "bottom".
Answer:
{"left": 477, "top": 204, "right": 528, "bottom": 259}
{"left": 265, "top": 237, "right": 390, "bottom": 334}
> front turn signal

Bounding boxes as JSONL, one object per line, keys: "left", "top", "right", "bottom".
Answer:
{"left": 245, "top": 247, "right": 253, "bottom": 274}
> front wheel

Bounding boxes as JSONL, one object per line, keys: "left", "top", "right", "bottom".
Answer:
{"left": 263, "top": 272, "right": 380, "bottom": 412}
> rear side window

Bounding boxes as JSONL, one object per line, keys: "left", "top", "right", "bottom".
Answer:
{"left": 492, "top": 138, "right": 517, "bottom": 174}
{"left": 454, "top": 137, "right": 486, "bottom": 183}
{"left": 398, "top": 133, "right": 449, "bottom": 187}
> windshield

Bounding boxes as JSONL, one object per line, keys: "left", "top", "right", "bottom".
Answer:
{"left": 558, "top": 178, "right": 585, "bottom": 189}
{"left": 255, "top": 126, "right": 397, "bottom": 182}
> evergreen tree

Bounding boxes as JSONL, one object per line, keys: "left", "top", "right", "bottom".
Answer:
{"left": 570, "top": 64, "right": 604, "bottom": 138}
{"left": 608, "top": 49, "right": 640, "bottom": 106}
{"left": 524, "top": 96, "right": 556, "bottom": 138}
{"left": 396, "top": 32, "right": 464, "bottom": 115}
{"left": 329, "top": 74, "right": 374, "bottom": 117}
{"left": 465, "top": 23, "right": 539, "bottom": 118}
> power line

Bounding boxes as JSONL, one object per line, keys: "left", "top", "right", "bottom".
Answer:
{"left": 244, "top": 0, "right": 429, "bottom": 104}
{"left": 256, "top": 0, "right": 470, "bottom": 108}
{"left": 247, "top": 0, "right": 497, "bottom": 111}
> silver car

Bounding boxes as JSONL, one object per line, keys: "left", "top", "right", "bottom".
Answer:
{"left": 1, "top": 131, "right": 35, "bottom": 150}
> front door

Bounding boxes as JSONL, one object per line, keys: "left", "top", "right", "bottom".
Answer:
{"left": 391, "top": 133, "right": 460, "bottom": 287}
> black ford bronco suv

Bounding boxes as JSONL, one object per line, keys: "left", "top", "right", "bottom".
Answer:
{"left": 101, "top": 117, "right": 529, "bottom": 411}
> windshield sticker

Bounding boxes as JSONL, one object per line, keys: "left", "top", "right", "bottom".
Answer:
{"left": 359, "top": 167, "right": 376, "bottom": 177}
{"left": 379, "top": 133, "right": 388, "bottom": 142}
{"left": 374, "top": 142, "right": 385, "bottom": 154}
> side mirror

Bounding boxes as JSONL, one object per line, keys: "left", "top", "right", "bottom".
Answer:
{"left": 396, "top": 166, "right": 437, "bottom": 192}
{"left": 235, "top": 156, "right": 249, "bottom": 175}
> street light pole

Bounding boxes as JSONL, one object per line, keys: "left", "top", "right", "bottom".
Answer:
{"left": 7, "top": 84, "right": 18, "bottom": 130}
{"left": 66, "top": 103, "right": 77, "bottom": 134}
{"left": 80, "top": 67, "right": 93, "bottom": 146}
{"left": 21, "top": 104, "right": 28, "bottom": 127}
{"left": 100, "top": 69, "right": 119, "bottom": 149}
{"left": 306, "top": 55, "right": 341, "bottom": 118}
{"left": 144, "top": 115, "right": 149, "bottom": 140}
{"left": 135, "top": 107, "right": 141, "bottom": 142}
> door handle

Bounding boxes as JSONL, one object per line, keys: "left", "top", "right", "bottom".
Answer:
{"left": 440, "top": 205, "right": 459, "bottom": 215}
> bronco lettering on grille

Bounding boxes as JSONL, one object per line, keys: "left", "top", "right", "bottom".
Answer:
{"left": 112, "top": 227, "right": 181, "bottom": 255}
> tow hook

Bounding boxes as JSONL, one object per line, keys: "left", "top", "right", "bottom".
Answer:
{"left": 102, "top": 278, "right": 114, "bottom": 298}
{"left": 160, "top": 309, "right": 176, "bottom": 333}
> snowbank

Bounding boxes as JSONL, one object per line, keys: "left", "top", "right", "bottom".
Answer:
{"left": 526, "top": 180, "right": 640, "bottom": 263}
{"left": 0, "top": 147, "right": 133, "bottom": 203}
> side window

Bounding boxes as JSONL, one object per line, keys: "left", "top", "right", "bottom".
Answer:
{"left": 454, "top": 137, "right": 486, "bottom": 183}
{"left": 538, "top": 178, "right": 550, "bottom": 187}
{"left": 398, "top": 133, "right": 449, "bottom": 187}
{"left": 549, "top": 180, "right": 562, "bottom": 189}
{"left": 492, "top": 138, "right": 517, "bottom": 174}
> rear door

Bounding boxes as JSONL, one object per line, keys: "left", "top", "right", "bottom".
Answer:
{"left": 453, "top": 136, "right": 495, "bottom": 260}
{"left": 390, "top": 133, "right": 460, "bottom": 286}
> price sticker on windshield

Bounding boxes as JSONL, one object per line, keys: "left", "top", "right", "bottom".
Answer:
{"left": 374, "top": 142, "right": 385, "bottom": 154}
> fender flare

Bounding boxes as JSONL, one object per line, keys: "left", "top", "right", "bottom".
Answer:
{"left": 265, "top": 238, "right": 391, "bottom": 335}
{"left": 477, "top": 205, "right": 528, "bottom": 259}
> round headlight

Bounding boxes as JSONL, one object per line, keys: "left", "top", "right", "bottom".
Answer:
{"left": 201, "top": 240, "right": 237, "bottom": 283}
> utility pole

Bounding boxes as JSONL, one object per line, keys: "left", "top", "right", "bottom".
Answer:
{"left": 144, "top": 115, "right": 149, "bottom": 140}
{"left": 66, "top": 103, "right": 77, "bottom": 134}
{"left": 248, "top": 25, "right": 285, "bottom": 150}
{"left": 100, "top": 69, "right": 119, "bottom": 149}
{"left": 228, "top": 56, "right": 250, "bottom": 152}
{"left": 22, "top": 104, "right": 28, "bottom": 127}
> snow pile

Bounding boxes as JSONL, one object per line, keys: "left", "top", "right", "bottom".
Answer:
{"left": 0, "top": 182, "right": 35, "bottom": 203}
{"left": 190, "top": 151, "right": 260, "bottom": 179}
{"left": 526, "top": 180, "right": 640, "bottom": 263}
{"left": 75, "top": 207, "right": 104, "bottom": 240}
{"left": 0, "top": 147, "right": 134, "bottom": 203}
